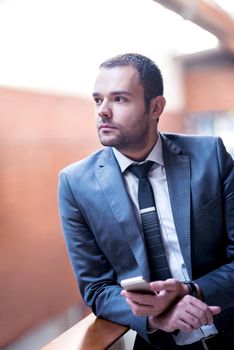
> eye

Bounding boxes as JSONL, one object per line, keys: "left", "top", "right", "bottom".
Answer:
{"left": 115, "top": 96, "right": 126, "bottom": 103}
{"left": 94, "top": 97, "right": 102, "bottom": 106}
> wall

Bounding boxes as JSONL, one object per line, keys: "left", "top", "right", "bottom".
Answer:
{"left": 182, "top": 51, "right": 234, "bottom": 113}
{"left": 0, "top": 88, "right": 100, "bottom": 346}
{"left": 159, "top": 111, "right": 185, "bottom": 133}
{"left": 185, "top": 67, "right": 234, "bottom": 112}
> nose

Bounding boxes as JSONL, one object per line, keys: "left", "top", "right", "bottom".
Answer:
{"left": 98, "top": 100, "right": 112, "bottom": 119}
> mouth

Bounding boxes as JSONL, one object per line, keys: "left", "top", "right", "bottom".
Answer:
{"left": 99, "top": 124, "right": 117, "bottom": 131}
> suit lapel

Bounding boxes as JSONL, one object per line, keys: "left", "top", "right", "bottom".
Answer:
{"left": 161, "top": 135, "right": 192, "bottom": 279}
{"left": 94, "top": 147, "right": 151, "bottom": 281}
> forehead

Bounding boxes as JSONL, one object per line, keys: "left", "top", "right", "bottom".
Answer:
{"left": 93, "top": 66, "right": 143, "bottom": 95}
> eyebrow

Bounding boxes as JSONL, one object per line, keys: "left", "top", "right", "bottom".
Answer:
{"left": 92, "top": 91, "right": 133, "bottom": 97}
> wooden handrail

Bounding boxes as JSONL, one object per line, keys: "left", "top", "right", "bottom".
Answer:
{"left": 40, "top": 313, "right": 129, "bottom": 350}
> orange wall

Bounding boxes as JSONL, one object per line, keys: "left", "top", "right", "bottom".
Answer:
{"left": 0, "top": 88, "right": 100, "bottom": 346}
{"left": 159, "top": 111, "right": 185, "bottom": 133}
{"left": 184, "top": 66, "right": 234, "bottom": 112}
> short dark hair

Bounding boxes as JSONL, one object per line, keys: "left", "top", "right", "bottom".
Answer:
{"left": 100, "top": 53, "right": 164, "bottom": 110}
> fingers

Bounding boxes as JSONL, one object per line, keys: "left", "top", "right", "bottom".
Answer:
{"left": 182, "top": 306, "right": 207, "bottom": 329}
{"left": 152, "top": 295, "right": 222, "bottom": 333}
{"left": 121, "top": 290, "right": 161, "bottom": 316}
{"left": 150, "top": 278, "right": 178, "bottom": 292}
{"left": 174, "top": 295, "right": 220, "bottom": 330}
{"left": 173, "top": 318, "right": 194, "bottom": 333}
{"left": 121, "top": 290, "right": 155, "bottom": 305}
{"left": 120, "top": 289, "right": 173, "bottom": 316}
{"left": 124, "top": 297, "right": 155, "bottom": 316}
{"left": 150, "top": 279, "right": 187, "bottom": 299}
{"left": 188, "top": 297, "right": 213, "bottom": 325}
{"left": 209, "top": 305, "right": 221, "bottom": 315}
{"left": 121, "top": 287, "right": 221, "bottom": 326}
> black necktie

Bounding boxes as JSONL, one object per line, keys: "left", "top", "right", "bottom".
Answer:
{"left": 129, "top": 161, "right": 171, "bottom": 281}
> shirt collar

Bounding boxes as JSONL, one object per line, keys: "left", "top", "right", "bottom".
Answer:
{"left": 113, "top": 134, "right": 164, "bottom": 173}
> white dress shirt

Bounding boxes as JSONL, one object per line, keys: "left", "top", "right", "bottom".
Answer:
{"left": 113, "top": 135, "right": 217, "bottom": 345}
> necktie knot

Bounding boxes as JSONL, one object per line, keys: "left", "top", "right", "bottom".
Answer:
{"left": 129, "top": 161, "right": 154, "bottom": 179}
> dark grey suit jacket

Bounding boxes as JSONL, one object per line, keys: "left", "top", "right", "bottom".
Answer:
{"left": 58, "top": 134, "right": 234, "bottom": 346}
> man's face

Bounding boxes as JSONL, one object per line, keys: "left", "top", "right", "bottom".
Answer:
{"left": 93, "top": 66, "right": 156, "bottom": 158}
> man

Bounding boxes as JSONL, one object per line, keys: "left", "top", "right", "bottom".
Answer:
{"left": 58, "top": 53, "right": 234, "bottom": 349}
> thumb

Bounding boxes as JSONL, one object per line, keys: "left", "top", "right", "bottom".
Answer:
{"left": 209, "top": 306, "right": 221, "bottom": 315}
{"left": 150, "top": 281, "right": 166, "bottom": 292}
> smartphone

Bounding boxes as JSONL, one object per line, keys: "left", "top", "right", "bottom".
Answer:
{"left": 120, "top": 276, "right": 154, "bottom": 294}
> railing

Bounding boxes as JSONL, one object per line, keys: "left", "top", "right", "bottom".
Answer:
{"left": 40, "top": 313, "right": 129, "bottom": 350}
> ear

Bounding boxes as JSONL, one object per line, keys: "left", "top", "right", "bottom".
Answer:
{"left": 150, "top": 96, "right": 166, "bottom": 121}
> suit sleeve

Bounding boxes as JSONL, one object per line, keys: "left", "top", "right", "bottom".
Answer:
{"left": 195, "top": 137, "right": 234, "bottom": 309}
{"left": 58, "top": 171, "right": 150, "bottom": 341}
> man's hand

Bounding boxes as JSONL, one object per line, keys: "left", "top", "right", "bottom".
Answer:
{"left": 148, "top": 295, "right": 221, "bottom": 333}
{"left": 121, "top": 278, "right": 188, "bottom": 317}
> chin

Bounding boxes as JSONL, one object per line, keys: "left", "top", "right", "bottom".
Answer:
{"left": 99, "top": 136, "right": 117, "bottom": 147}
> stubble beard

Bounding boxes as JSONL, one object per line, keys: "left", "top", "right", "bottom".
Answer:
{"left": 98, "top": 114, "right": 151, "bottom": 153}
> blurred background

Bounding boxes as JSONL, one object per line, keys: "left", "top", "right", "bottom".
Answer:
{"left": 0, "top": 0, "right": 234, "bottom": 349}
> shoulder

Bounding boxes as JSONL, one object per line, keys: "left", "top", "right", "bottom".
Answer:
{"left": 161, "top": 133, "right": 233, "bottom": 171}
{"left": 59, "top": 147, "right": 112, "bottom": 179}
{"left": 162, "top": 132, "right": 224, "bottom": 154}
{"left": 163, "top": 132, "right": 219, "bottom": 145}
